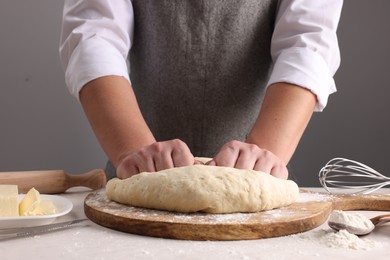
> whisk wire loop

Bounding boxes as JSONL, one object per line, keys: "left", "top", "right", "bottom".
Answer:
{"left": 319, "top": 157, "right": 390, "bottom": 194}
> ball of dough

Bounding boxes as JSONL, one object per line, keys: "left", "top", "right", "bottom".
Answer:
{"left": 106, "top": 165, "right": 299, "bottom": 214}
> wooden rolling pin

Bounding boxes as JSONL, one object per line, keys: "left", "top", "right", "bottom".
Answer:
{"left": 0, "top": 169, "right": 107, "bottom": 194}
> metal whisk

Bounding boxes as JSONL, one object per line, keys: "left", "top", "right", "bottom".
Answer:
{"left": 319, "top": 157, "right": 390, "bottom": 194}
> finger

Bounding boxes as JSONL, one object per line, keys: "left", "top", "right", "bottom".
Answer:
{"left": 194, "top": 160, "right": 204, "bottom": 165}
{"left": 117, "top": 165, "right": 139, "bottom": 179}
{"left": 172, "top": 150, "right": 195, "bottom": 167}
{"left": 206, "top": 160, "right": 216, "bottom": 166}
{"left": 134, "top": 149, "right": 157, "bottom": 173}
{"left": 116, "top": 156, "right": 141, "bottom": 179}
{"left": 253, "top": 158, "right": 275, "bottom": 174}
{"left": 170, "top": 139, "right": 195, "bottom": 167}
{"left": 254, "top": 157, "right": 288, "bottom": 179}
{"left": 213, "top": 140, "right": 241, "bottom": 167}
{"left": 154, "top": 151, "right": 175, "bottom": 171}
{"left": 134, "top": 142, "right": 161, "bottom": 172}
{"left": 137, "top": 157, "right": 157, "bottom": 173}
{"left": 234, "top": 145, "right": 259, "bottom": 170}
{"left": 270, "top": 165, "right": 289, "bottom": 179}
{"left": 235, "top": 155, "right": 257, "bottom": 170}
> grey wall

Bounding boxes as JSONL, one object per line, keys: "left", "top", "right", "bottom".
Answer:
{"left": 0, "top": 1, "right": 106, "bottom": 173}
{"left": 290, "top": 1, "right": 390, "bottom": 186}
{"left": 1, "top": 1, "right": 389, "bottom": 186}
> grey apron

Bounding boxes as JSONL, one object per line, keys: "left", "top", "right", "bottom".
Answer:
{"left": 106, "top": 0, "right": 278, "bottom": 179}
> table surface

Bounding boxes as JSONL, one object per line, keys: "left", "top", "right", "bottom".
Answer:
{"left": 1, "top": 188, "right": 389, "bottom": 260}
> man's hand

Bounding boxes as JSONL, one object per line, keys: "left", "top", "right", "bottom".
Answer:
{"left": 208, "top": 140, "right": 288, "bottom": 179}
{"left": 116, "top": 139, "right": 197, "bottom": 179}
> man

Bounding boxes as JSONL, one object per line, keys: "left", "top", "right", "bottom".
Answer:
{"left": 59, "top": 0, "right": 342, "bottom": 180}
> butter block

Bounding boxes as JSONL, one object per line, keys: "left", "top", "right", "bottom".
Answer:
{"left": 0, "top": 185, "right": 19, "bottom": 217}
{"left": 26, "top": 200, "right": 57, "bottom": 216}
{"left": 19, "top": 187, "right": 40, "bottom": 216}
{"left": 19, "top": 188, "right": 57, "bottom": 216}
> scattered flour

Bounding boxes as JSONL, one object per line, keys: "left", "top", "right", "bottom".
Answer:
{"left": 295, "top": 210, "right": 381, "bottom": 250}
{"left": 296, "top": 192, "right": 332, "bottom": 203}
{"left": 321, "top": 229, "right": 377, "bottom": 250}
{"left": 296, "top": 229, "right": 379, "bottom": 250}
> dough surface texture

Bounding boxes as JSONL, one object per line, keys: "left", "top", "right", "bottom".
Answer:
{"left": 106, "top": 165, "right": 299, "bottom": 214}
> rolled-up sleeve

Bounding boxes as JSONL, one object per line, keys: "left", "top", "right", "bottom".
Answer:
{"left": 268, "top": 0, "right": 343, "bottom": 111}
{"left": 59, "top": 0, "right": 134, "bottom": 100}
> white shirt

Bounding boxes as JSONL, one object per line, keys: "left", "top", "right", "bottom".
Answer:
{"left": 59, "top": 0, "right": 343, "bottom": 111}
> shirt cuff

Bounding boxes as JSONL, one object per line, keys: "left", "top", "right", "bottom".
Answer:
{"left": 267, "top": 47, "right": 337, "bottom": 112}
{"left": 64, "top": 36, "right": 130, "bottom": 101}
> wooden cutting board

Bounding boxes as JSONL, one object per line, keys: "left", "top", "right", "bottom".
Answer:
{"left": 84, "top": 189, "right": 390, "bottom": 241}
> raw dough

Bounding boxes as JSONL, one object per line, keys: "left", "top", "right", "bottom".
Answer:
{"left": 106, "top": 165, "right": 299, "bottom": 214}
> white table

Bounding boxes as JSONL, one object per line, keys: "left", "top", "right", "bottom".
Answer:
{"left": 2, "top": 188, "right": 389, "bottom": 260}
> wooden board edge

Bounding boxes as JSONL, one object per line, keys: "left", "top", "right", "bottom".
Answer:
{"left": 331, "top": 194, "right": 390, "bottom": 211}
{"left": 84, "top": 199, "right": 333, "bottom": 241}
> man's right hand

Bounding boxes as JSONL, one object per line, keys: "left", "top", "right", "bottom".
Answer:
{"left": 116, "top": 139, "right": 197, "bottom": 179}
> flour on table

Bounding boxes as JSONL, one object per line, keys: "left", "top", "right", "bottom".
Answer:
{"left": 293, "top": 210, "right": 381, "bottom": 250}
{"left": 295, "top": 229, "right": 379, "bottom": 250}
{"left": 321, "top": 229, "right": 378, "bottom": 250}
